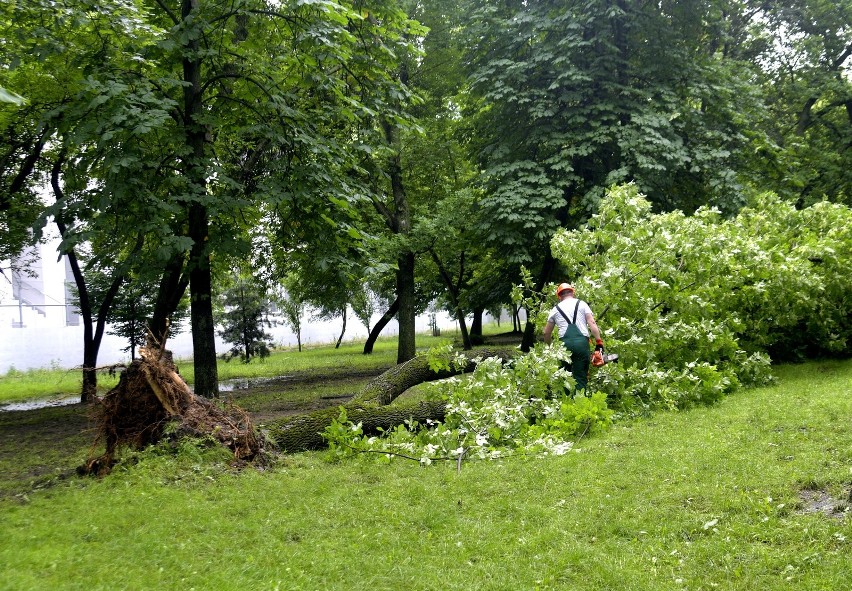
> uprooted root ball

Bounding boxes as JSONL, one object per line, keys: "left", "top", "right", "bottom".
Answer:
{"left": 82, "top": 347, "right": 260, "bottom": 476}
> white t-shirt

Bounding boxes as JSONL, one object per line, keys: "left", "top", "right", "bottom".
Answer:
{"left": 547, "top": 297, "right": 593, "bottom": 338}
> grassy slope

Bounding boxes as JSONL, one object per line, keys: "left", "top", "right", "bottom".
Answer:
{"left": 0, "top": 359, "right": 850, "bottom": 590}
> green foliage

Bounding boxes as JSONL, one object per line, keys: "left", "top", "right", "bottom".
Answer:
{"left": 323, "top": 344, "right": 614, "bottom": 463}
{"left": 216, "top": 278, "right": 274, "bottom": 364}
{"left": 750, "top": 0, "right": 852, "bottom": 207}
{"left": 463, "top": 0, "right": 766, "bottom": 266}
{"left": 525, "top": 391, "right": 613, "bottom": 441}
{"left": 424, "top": 341, "right": 468, "bottom": 373}
{"left": 350, "top": 286, "right": 381, "bottom": 334}
{"left": 546, "top": 183, "right": 850, "bottom": 408}
{"left": 271, "top": 275, "right": 307, "bottom": 352}
{"left": 322, "top": 407, "right": 363, "bottom": 459}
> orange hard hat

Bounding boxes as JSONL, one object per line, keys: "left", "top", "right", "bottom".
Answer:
{"left": 556, "top": 283, "right": 574, "bottom": 297}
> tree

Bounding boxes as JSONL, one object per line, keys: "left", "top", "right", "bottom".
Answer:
{"left": 350, "top": 286, "right": 381, "bottom": 337}
{"left": 217, "top": 277, "right": 274, "bottom": 364}
{"left": 460, "top": 0, "right": 771, "bottom": 350}
{"left": 549, "top": 184, "right": 851, "bottom": 378}
{"left": 106, "top": 278, "right": 151, "bottom": 362}
{"left": 362, "top": 113, "right": 420, "bottom": 364}
{"left": 275, "top": 282, "right": 306, "bottom": 353}
{"left": 3, "top": 0, "right": 424, "bottom": 397}
{"left": 747, "top": 0, "right": 852, "bottom": 206}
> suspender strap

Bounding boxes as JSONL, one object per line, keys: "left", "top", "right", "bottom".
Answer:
{"left": 556, "top": 301, "right": 580, "bottom": 325}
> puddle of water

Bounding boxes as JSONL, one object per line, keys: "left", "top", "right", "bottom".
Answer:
{"left": 0, "top": 396, "right": 80, "bottom": 411}
{"left": 215, "top": 376, "right": 294, "bottom": 393}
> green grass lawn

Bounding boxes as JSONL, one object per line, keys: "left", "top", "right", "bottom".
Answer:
{"left": 0, "top": 328, "right": 494, "bottom": 405}
{"left": 1, "top": 359, "right": 850, "bottom": 590}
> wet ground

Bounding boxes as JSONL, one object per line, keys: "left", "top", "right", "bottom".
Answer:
{"left": 0, "top": 366, "right": 388, "bottom": 500}
{"left": 0, "top": 333, "right": 526, "bottom": 499}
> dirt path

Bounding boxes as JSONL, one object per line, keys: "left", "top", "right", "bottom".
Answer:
{"left": 224, "top": 366, "right": 390, "bottom": 423}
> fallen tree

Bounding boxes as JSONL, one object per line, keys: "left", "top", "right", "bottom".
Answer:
{"left": 264, "top": 348, "right": 518, "bottom": 452}
{"left": 83, "top": 345, "right": 518, "bottom": 471}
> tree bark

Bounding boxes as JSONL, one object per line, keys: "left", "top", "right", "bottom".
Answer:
{"left": 455, "top": 309, "right": 472, "bottom": 350}
{"left": 335, "top": 306, "right": 347, "bottom": 349}
{"left": 470, "top": 308, "right": 484, "bottom": 337}
{"left": 396, "top": 251, "right": 417, "bottom": 363}
{"left": 149, "top": 252, "right": 189, "bottom": 346}
{"left": 3, "top": 126, "right": 49, "bottom": 210}
{"left": 266, "top": 347, "right": 517, "bottom": 452}
{"left": 183, "top": 0, "right": 219, "bottom": 397}
{"left": 265, "top": 400, "right": 448, "bottom": 453}
{"left": 188, "top": 202, "right": 219, "bottom": 397}
{"left": 363, "top": 297, "right": 399, "bottom": 354}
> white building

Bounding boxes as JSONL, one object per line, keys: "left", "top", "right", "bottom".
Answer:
{"left": 0, "top": 238, "right": 94, "bottom": 372}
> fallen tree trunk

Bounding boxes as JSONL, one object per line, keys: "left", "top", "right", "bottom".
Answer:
{"left": 84, "top": 345, "right": 518, "bottom": 466}
{"left": 265, "top": 400, "right": 448, "bottom": 453}
{"left": 265, "top": 347, "right": 517, "bottom": 453}
{"left": 354, "top": 348, "right": 516, "bottom": 406}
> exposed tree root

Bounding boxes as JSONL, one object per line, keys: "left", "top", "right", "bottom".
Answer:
{"left": 82, "top": 346, "right": 259, "bottom": 476}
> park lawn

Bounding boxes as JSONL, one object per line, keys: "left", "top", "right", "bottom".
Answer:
{"left": 0, "top": 330, "right": 478, "bottom": 405}
{"left": 0, "top": 359, "right": 850, "bottom": 590}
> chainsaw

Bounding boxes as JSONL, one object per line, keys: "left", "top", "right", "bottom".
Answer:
{"left": 591, "top": 350, "right": 619, "bottom": 367}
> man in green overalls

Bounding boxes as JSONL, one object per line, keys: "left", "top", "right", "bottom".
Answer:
{"left": 542, "top": 283, "right": 604, "bottom": 393}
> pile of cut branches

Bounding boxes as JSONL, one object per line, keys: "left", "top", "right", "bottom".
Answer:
{"left": 82, "top": 345, "right": 259, "bottom": 476}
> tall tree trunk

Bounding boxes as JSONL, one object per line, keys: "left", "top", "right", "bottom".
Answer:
{"left": 188, "top": 203, "right": 219, "bottom": 397}
{"left": 396, "top": 251, "right": 417, "bottom": 363}
{"left": 364, "top": 297, "right": 399, "bottom": 354}
{"left": 520, "top": 251, "right": 557, "bottom": 352}
{"left": 335, "top": 306, "right": 347, "bottom": 349}
{"left": 382, "top": 115, "right": 416, "bottom": 364}
{"left": 470, "top": 307, "right": 484, "bottom": 344}
{"left": 183, "top": 0, "right": 219, "bottom": 397}
{"left": 455, "top": 309, "right": 472, "bottom": 350}
{"left": 470, "top": 308, "right": 483, "bottom": 336}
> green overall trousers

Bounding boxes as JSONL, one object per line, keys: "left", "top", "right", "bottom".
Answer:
{"left": 558, "top": 301, "right": 590, "bottom": 393}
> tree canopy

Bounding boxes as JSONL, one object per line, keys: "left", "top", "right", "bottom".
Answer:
{"left": 1, "top": 0, "right": 849, "bottom": 393}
